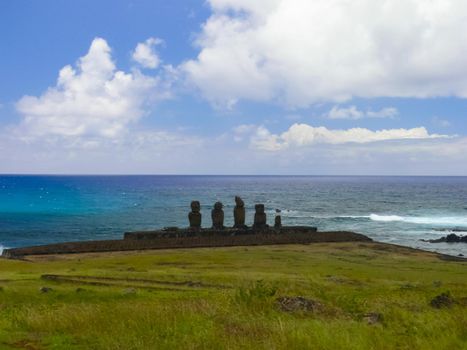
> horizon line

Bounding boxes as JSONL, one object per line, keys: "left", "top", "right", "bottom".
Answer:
{"left": 1, "top": 173, "right": 467, "bottom": 177}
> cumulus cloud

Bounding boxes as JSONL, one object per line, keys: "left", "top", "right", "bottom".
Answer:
{"left": 132, "top": 37, "right": 163, "bottom": 69}
{"left": 183, "top": 0, "right": 467, "bottom": 107}
{"left": 327, "top": 106, "right": 398, "bottom": 120}
{"left": 247, "top": 123, "right": 448, "bottom": 151}
{"left": 16, "top": 38, "right": 164, "bottom": 138}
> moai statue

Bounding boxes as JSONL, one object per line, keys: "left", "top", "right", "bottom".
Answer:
{"left": 188, "top": 201, "right": 202, "bottom": 229}
{"left": 233, "top": 196, "right": 246, "bottom": 229}
{"left": 253, "top": 204, "right": 268, "bottom": 229}
{"left": 274, "top": 209, "right": 282, "bottom": 228}
{"left": 211, "top": 201, "right": 225, "bottom": 229}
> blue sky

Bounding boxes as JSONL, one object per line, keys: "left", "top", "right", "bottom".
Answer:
{"left": 1, "top": 0, "right": 467, "bottom": 174}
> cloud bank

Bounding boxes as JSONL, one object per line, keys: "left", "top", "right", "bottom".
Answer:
{"left": 244, "top": 123, "right": 447, "bottom": 151}
{"left": 183, "top": 0, "right": 467, "bottom": 107}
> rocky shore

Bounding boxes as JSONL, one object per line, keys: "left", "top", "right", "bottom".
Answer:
{"left": 422, "top": 233, "right": 467, "bottom": 244}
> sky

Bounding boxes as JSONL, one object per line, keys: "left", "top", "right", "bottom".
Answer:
{"left": 1, "top": 0, "right": 467, "bottom": 175}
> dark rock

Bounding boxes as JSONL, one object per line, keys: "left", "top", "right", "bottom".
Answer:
{"left": 39, "top": 286, "right": 53, "bottom": 293}
{"left": 362, "top": 312, "right": 383, "bottom": 325}
{"left": 430, "top": 292, "right": 455, "bottom": 308}
{"left": 233, "top": 196, "right": 247, "bottom": 229}
{"left": 253, "top": 204, "right": 268, "bottom": 229}
{"left": 188, "top": 201, "right": 202, "bottom": 229}
{"left": 423, "top": 233, "right": 467, "bottom": 243}
{"left": 446, "top": 234, "right": 461, "bottom": 243}
{"left": 211, "top": 202, "right": 224, "bottom": 230}
{"left": 276, "top": 296, "right": 323, "bottom": 313}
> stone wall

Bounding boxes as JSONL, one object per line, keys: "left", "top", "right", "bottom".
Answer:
{"left": 2, "top": 230, "right": 371, "bottom": 258}
{"left": 123, "top": 226, "right": 318, "bottom": 240}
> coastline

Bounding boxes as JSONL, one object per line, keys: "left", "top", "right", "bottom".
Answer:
{"left": 2, "top": 230, "right": 465, "bottom": 262}
{"left": 2, "top": 175, "right": 467, "bottom": 258}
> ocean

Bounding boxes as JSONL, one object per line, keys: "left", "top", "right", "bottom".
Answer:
{"left": 1, "top": 175, "right": 466, "bottom": 256}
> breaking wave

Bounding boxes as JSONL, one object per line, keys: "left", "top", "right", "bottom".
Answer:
{"left": 0, "top": 245, "right": 5, "bottom": 255}
{"left": 271, "top": 210, "right": 467, "bottom": 228}
{"left": 342, "top": 214, "right": 467, "bottom": 227}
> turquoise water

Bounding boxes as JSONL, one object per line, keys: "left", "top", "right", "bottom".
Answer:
{"left": 1, "top": 175, "right": 466, "bottom": 256}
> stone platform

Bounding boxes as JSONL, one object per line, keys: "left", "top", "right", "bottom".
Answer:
{"left": 123, "top": 226, "right": 318, "bottom": 239}
{"left": 1, "top": 227, "right": 372, "bottom": 259}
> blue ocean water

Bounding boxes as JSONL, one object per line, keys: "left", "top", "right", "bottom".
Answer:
{"left": 1, "top": 175, "right": 466, "bottom": 256}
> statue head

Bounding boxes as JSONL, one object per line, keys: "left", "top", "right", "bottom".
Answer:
{"left": 190, "top": 201, "right": 200, "bottom": 213}
{"left": 214, "top": 201, "right": 223, "bottom": 210}
{"left": 235, "top": 196, "right": 244, "bottom": 207}
{"left": 255, "top": 204, "right": 265, "bottom": 214}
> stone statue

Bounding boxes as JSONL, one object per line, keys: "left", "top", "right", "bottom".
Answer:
{"left": 211, "top": 201, "right": 224, "bottom": 229}
{"left": 188, "top": 201, "right": 201, "bottom": 229}
{"left": 274, "top": 209, "right": 282, "bottom": 228}
{"left": 233, "top": 196, "right": 246, "bottom": 228}
{"left": 253, "top": 204, "right": 268, "bottom": 229}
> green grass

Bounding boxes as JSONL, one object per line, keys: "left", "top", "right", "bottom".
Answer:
{"left": 0, "top": 242, "right": 466, "bottom": 349}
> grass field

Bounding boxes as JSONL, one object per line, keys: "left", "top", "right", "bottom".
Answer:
{"left": 0, "top": 242, "right": 466, "bottom": 349}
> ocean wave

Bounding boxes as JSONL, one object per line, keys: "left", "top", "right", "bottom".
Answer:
{"left": 0, "top": 245, "right": 4, "bottom": 255}
{"left": 336, "top": 214, "right": 467, "bottom": 227}
{"left": 268, "top": 209, "right": 311, "bottom": 218}
{"left": 268, "top": 210, "right": 467, "bottom": 227}
{"left": 369, "top": 214, "right": 467, "bottom": 227}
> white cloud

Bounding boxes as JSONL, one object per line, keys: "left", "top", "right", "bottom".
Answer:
{"left": 248, "top": 123, "right": 448, "bottom": 151}
{"left": 327, "top": 106, "right": 363, "bottom": 120}
{"left": 366, "top": 107, "right": 398, "bottom": 119}
{"left": 233, "top": 123, "right": 257, "bottom": 142}
{"left": 432, "top": 116, "right": 451, "bottom": 128}
{"left": 16, "top": 38, "right": 165, "bottom": 138}
{"left": 183, "top": 0, "right": 467, "bottom": 107}
{"left": 132, "top": 37, "right": 163, "bottom": 69}
{"left": 327, "top": 106, "right": 398, "bottom": 120}
{"left": 0, "top": 120, "right": 465, "bottom": 174}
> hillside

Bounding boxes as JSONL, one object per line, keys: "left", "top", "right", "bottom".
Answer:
{"left": 0, "top": 242, "right": 466, "bottom": 349}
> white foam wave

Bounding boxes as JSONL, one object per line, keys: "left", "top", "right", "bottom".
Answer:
{"left": 0, "top": 245, "right": 4, "bottom": 256}
{"left": 336, "top": 214, "right": 467, "bottom": 227}
{"left": 369, "top": 214, "right": 467, "bottom": 227}
{"left": 267, "top": 210, "right": 467, "bottom": 227}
